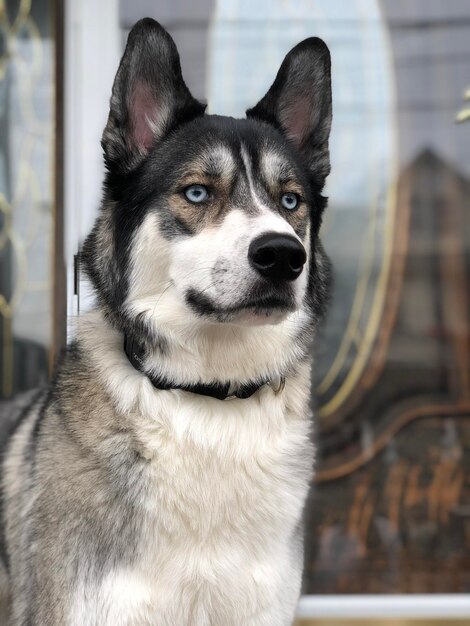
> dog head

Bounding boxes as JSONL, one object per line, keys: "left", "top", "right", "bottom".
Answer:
{"left": 82, "top": 18, "right": 331, "bottom": 341}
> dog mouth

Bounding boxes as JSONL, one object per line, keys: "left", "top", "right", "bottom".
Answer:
{"left": 185, "top": 287, "right": 296, "bottom": 323}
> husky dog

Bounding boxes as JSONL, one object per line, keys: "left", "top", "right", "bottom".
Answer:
{"left": 0, "top": 18, "right": 331, "bottom": 626}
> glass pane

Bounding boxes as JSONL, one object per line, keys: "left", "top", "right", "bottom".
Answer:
{"left": 0, "top": 0, "right": 56, "bottom": 398}
{"left": 121, "top": 0, "right": 470, "bottom": 596}
{"left": 304, "top": 0, "right": 470, "bottom": 594}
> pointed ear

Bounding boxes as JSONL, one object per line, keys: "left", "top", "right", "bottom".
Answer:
{"left": 102, "top": 18, "right": 205, "bottom": 173}
{"left": 247, "top": 38, "right": 332, "bottom": 182}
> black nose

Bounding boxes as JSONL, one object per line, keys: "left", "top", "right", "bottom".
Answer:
{"left": 248, "top": 233, "right": 307, "bottom": 282}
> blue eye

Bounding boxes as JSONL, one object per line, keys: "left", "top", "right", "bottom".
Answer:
{"left": 184, "top": 185, "right": 209, "bottom": 204}
{"left": 281, "top": 192, "right": 299, "bottom": 211}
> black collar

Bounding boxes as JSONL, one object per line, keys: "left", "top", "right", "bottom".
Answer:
{"left": 123, "top": 335, "right": 278, "bottom": 401}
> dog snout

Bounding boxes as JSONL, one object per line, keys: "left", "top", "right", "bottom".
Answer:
{"left": 248, "top": 233, "right": 306, "bottom": 282}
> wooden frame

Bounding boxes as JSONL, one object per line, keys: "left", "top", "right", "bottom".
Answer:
{"left": 52, "top": 0, "right": 66, "bottom": 364}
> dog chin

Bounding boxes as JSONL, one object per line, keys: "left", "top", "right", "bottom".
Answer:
{"left": 230, "top": 308, "right": 290, "bottom": 326}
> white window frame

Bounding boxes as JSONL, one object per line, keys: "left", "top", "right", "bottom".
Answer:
{"left": 297, "top": 594, "right": 470, "bottom": 620}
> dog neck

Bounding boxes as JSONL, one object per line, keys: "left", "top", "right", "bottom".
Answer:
{"left": 122, "top": 305, "right": 312, "bottom": 388}
{"left": 76, "top": 308, "right": 311, "bottom": 417}
{"left": 123, "top": 329, "right": 290, "bottom": 400}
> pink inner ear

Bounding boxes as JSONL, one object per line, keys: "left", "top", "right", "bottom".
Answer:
{"left": 280, "top": 95, "right": 313, "bottom": 148}
{"left": 130, "top": 82, "right": 160, "bottom": 153}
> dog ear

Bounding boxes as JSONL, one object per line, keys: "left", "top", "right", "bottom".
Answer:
{"left": 247, "top": 38, "right": 332, "bottom": 182}
{"left": 102, "top": 18, "right": 205, "bottom": 173}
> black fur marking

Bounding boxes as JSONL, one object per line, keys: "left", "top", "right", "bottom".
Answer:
{"left": 185, "top": 289, "right": 217, "bottom": 316}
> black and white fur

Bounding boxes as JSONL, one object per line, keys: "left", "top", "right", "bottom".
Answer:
{"left": 0, "top": 19, "right": 332, "bottom": 626}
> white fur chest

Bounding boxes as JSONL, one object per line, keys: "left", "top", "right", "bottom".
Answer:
{"left": 117, "top": 381, "right": 313, "bottom": 625}
{"left": 77, "top": 314, "right": 314, "bottom": 624}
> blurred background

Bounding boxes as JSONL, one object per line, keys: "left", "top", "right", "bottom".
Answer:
{"left": 0, "top": 0, "right": 469, "bottom": 623}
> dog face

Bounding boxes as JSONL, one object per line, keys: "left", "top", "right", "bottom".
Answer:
{"left": 83, "top": 18, "right": 331, "bottom": 336}
{"left": 125, "top": 117, "right": 315, "bottom": 327}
